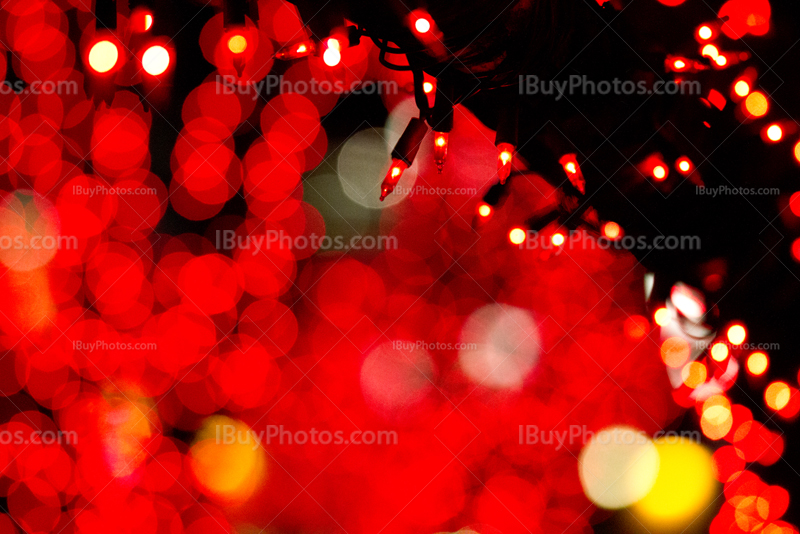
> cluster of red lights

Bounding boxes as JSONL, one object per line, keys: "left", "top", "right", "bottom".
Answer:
{"left": 2, "top": 0, "right": 798, "bottom": 532}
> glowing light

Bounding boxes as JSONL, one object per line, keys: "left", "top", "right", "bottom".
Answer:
{"left": 323, "top": 47, "right": 341, "bottom": 67}
{"left": 661, "top": 337, "right": 691, "bottom": 368}
{"left": 790, "top": 192, "right": 800, "bottom": 217}
{"left": 380, "top": 159, "right": 408, "bottom": 201}
{"left": 88, "top": 40, "right": 120, "bottom": 73}
{"left": 634, "top": 438, "right": 717, "bottom": 526}
{"left": 698, "top": 25, "right": 713, "bottom": 39}
{"left": 673, "top": 59, "right": 686, "bottom": 70}
{"left": 190, "top": 416, "right": 266, "bottom": 503}
{"left": 793, "top": 238, "right": 800, "bottom": 263}
{"left": 497, "top": 143, "right": 515, "bottom": 184}
{"left": 458, "top": 304, "right": 540, "bottom": 389}
{"left": 414, "top": 17, "right": 432, "bottom": 33}
{"left": 145, "top": 14, "right": 153, "bottom": 31}
{"left": 624, "top": 315, "right": 649, "bottom": 340}
{"left": 710, "top": 342, "right": 729, "bottom": 362}
{"left": 677, "top": 158, "right": 692, "bottom": 173}
{"left": 652, "top": 165, "right": 667, "bottom": 181}
{"left": 551, "top": 232, "right": 565, "bottom": 247}
{"left": 578, "top": 426, "right": 660, "bottom": 510}
{"left": 509, "top": 228, "right": 527, "bottom": 245}
{"left": 433, "top": 133, "right": 449, "bottom": 172}
{"left": 734, "top": 80, "right": 751, "bottom": 97}
{"left": 671, "top": 283, "right": 706, "bottom": 319}
{"left": 142, "top": 45, "right": 170, "bottom": 76}
{"left": 227, "top": 35, "right": 248, "bottom": 54}
{"left": 727, "top": 324, "right": 746, "bottom": 345}
{"left": 794, "top": 141, "right": 800, "bottom": 163}
{"left": 477, "top": 203, "right": 492, "bottom": 218}
{"left": 765, "top": 381, "right": 791, "bottom": 411}
{"left": 654, "top": 307, "right": 670, "bottom": 327}
{"left": 682, "top": 361, "right": 707, "bottom": 388}
{"left": 766, "top": 124, "right": 783, "bottom": 142}
{"left": 702, "top": 44, "right": 719, "bottom": 59}
{"left": 701, "top": 395, "right": 733, "bottom": 440}
{"left": 715, "top": 55, "right": 727, "bottom": 66}
{"left": 744, "top": 91, "right": 769, "bottom": 118}
{"left": 746, "top": 352, "right": 769, "bottom": 376}
{"left": 297, "top": 44, "right": 307, "bottom": 53}
{"left": 602, "top": 221, "right": 621, "bottom": 239}
{"left": 423, "top": 81, "right": 434, "bottom": 93}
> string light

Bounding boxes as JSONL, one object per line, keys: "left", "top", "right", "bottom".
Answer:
{"left": 676, "top": 157, "right": 693, "bottom": 175}
{"left": 380, "top": 160, "right": 408, "bottom": 201}
{"left": 88, "top": 40, "right": 120, "bottom": 73}
{"left": 276, "top": 40, "right": 316, "bottom": 60}
{"left": 698, "top": 25, "right": 713, "bottom": 40}
{"left": 559, "top": 154, "right": 586, "bottom": 194}
{"left": 654, "top": 307, "right": 670, "bottom": 326}
{"left": 323, "top": 38, "right": 342, "bottom": 67}
{"left": 727, "top": 324, "right": 746, "bottom": 345}
{"left": 652, "top": 165, "right": 667, "bottom": 181}
{"left": 508, "top": 227, "right": 527, "bottom": 245}
{"left": 414, "top": 17, "right": 431, "bottom": 34}
{"left": 710, "top": 342, "right": 729, "bottom": 362}
{"left": 744, "top": 91, "right": 769, "bottom": 118}
{"left": 142, "top": 45, "right": 171, "bottom": 76}
{"left": 746, "top": 352, "right": 769, "bottom": 376}
{"left": 227, "top": 34, "right": 248, "bottom": 54}
{"left": 477, "top": 203, "right": 493, "bottom": 219}
{"left": 602, "top": 222, "right": 621, "bottom": 239}
{"left": 765, "top": 124, "right": 783, "bottom": 142}
{"left": 433, "top": 133, "right": 449, "bottom": 173}
{"left": 497, "top": 143, "right": 515, "bottom": 184}
{"left": 734, "top": 80, "right": 750, "bottom": 97}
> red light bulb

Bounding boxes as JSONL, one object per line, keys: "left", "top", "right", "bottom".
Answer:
{"left": 380, "top": 159, "right": 408, "bottom": 201}
{"left": 276, "top": 40, "right": 316, "bottom": 60}
{"left": 433, "top": 133, "right": 449, "bottom": 173}
{"left": 497, "top": 142, "right": 515, "bottom": 184}
{"left": 477, "top": 203, "right": 493, "bottom": 219}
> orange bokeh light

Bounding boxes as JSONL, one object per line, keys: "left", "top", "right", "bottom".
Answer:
{"left": 682, "top": 361, "right": 707, "bottom": 388}
{"left": 661, "top": 336, "right": 691, "bottom": 368}
{"left": 227, "top": 35, "right": 248, "bottom": 54}
{"left": 765, "top": 381, "right": 791, "bottom": 411}
{"left": 602, "top": 221, "right": 621, "bottom": 239}
{"left": 744, "top": 91, "right": 769, "bottom": 118}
